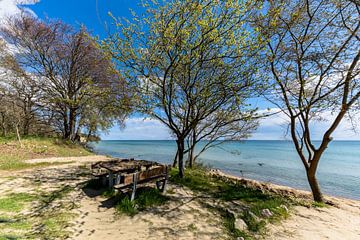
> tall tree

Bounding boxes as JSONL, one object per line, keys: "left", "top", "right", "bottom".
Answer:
{"left": 105, "top": 0, "right": 261, "bottom": 177}
{"left": 1, "top": 14, "right": 131, "bottom": 141}
{"left": 256, "top": 0, "right": 360, "bottom": 202}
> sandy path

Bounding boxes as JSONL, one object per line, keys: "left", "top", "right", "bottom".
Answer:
{"left": 69, "top": 186, "right": 225, "bottom": 240}
{"left": 25, "top": 155, "right": 111, "bottom": 164}
{"left": 267, "top": 198, "right": 360, "bottom": 240}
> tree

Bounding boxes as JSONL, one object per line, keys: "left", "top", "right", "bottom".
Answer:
{"left": 0, "top": 47, "right": 41, "bottom": 136}
{"left": 256, "top": 0, "right": 360, "bottom": 202}
{"left": 185, "top": 108, "right": 258, "bottom": 168}
{"left": 105, "top": 0, "right": 261, "bottom": 177}
{"left": 1, "top": 14, "right": 131, "bottom": 141}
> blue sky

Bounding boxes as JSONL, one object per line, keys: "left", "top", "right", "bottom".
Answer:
{"left": 1, "top": 0, "right": 359, "bottom": 140}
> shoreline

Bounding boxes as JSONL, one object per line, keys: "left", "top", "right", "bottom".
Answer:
{"left": 208, "top": 168, "right": 360, "bottom": 204}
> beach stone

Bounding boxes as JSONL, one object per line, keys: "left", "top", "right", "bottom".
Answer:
{"left": 234, "top": 218, "right": 248, "bottom": 231}
{"left": 261, "top": 209, "right": 273, "bottom": 218}
{"left": 236, "top": 237, "right": 245, "bottom": 240}
{"left": 280, "top": 204, "right": 289, "bottom": 213}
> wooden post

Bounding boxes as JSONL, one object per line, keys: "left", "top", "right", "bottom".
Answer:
{"left": 115, "top": 174, "right": 121, "bottom": 185}
{"left": 161, "top": 166, "right": 169, "bottom": 193}
{"left": 130, "top": 172, "right": 138, "bottom": 201}
{"left": 109, "top": 172, "right": 114, "bottom": 188}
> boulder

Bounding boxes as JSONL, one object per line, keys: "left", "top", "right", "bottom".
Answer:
{"left": 261, "top": 208, "right": 273, "bottom": 218}
{"left": 234, "top": 218, "right": 248, "bottom": 231}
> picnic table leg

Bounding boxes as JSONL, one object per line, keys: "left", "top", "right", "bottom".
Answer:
{"left": 115, "top": 174, "right": 121, "bottom": 185}
{"left": 161, "top": 167, "right": 169, "bottom": 193}
{"left": 130, "top": 172, "right": 138, "bottom": 201}
{"left": 109, "top": 172, "right": 114, "bottom": 188}
{"left": 101, "top": 175, "right": 107, "bottom": 186}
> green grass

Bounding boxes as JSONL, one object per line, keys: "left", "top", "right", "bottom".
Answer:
{"left": 0, "top": 193, "right": 37, "bottom": 213}
{"left": 312, "top": 201, "right": 328, "bottom": 208}
{"left": 170, "top": 168, "right": 292, "bottom": 238}
{"left": 0, "top": 216, "right": 31, "bottom": 231}
{"left": 115, "top": 188, "right": 170, "bottom": 216}
{"left": 0, "top": 136, "right": 92, "bottom": 171}
{"left": 187, "top": 223, "right": 198, "bottom": 232}
{"left": 102, "top": 188, "right": 117, "bottom": 198}
{"left": 0, "top": 234, "right": 22, "bottom": 240}
{"left": 0, "top": 185, "right": 78, "bottom": 240}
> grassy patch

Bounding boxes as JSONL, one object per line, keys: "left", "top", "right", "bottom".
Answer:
{"left": 241, "top": 210, "right": 266, "bottom": 233}
{"left": 0, "top": 136, "right": 92, "bottom": 171}
{"left": 102, "top": 188, "right": 116, "bottom": 198}
{"left": 170, "top": 168, "right": 292, "bottom": 238}
{"left": 0, "top": 193, "right": 37, "bottom": 213}
{"left": 116, "top": 197, "right": 138, "bottom": 216}
{"left": 115, "top": 188, "right": 169, "bottom": 216}
{"left": 312, "top": 201, "right": 328, "bottom": 208}
{"left": 0, "top": 234, "right": 22, "bottom": 240}
{"left": 0, "top": 216, "right": 31, "bottom": 231}
{"left": 187, "top": 223, "right": 198, "bottom": 232}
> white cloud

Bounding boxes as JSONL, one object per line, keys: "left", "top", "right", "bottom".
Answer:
{"left": 101, "top": 109, "right": 360, "bottom": 140}
{"left": 251, "top": 108, "right": 360, "bottom": 140}
{"left": 0, "top": 0, "right": 39, "bottom": 20}
{"left": 101, "top": 117, "right": 173, "bottom": 140}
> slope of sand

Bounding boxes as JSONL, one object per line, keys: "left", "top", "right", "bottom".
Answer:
{"left": 1, "top": 156, "right": 360, "bottom": 239}
{"left": 267, "top": 199, "right": 360, "bottom": 239}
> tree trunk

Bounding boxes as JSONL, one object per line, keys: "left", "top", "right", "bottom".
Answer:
{"left": 15, "top": 123, "right": 24, "bottom": 148}
{"left": 69, "top": 108, "right": 76, "bottom": 141}
{"left": 23, "top": 118, "right": 29, "bottom": 136}
{"left": 188, "top": 145, "right": 195, "bottom": 168}
{"left": 306, "top": 169, "right": 324, "bottom": 202}
{"left": 63, "top": 114, "right": 70, "bottom": 139}
{"left": 176, "top": 138, "right": 185, "bottom": 178}
{"left": 172, "top": 149, "right": 178, "bottom": 167}
{"left": 0, "top": 113, "right": 6, "bottom": 136}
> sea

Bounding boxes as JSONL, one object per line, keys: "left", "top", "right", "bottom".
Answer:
{"left": 89, "top": 140, "right": 360, "bottom": 200}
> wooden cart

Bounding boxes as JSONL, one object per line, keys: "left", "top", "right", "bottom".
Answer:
{"left": 91, "top": 159, "right": 169, "bottom": 201}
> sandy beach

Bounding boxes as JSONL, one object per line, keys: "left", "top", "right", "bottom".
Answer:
{"left": 1, "top": 156, "right": 359, "bottom": 239}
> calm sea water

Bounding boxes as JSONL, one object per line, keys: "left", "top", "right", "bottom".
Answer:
{"left": 90, "top": 140, "right": 360, "bottom": 200}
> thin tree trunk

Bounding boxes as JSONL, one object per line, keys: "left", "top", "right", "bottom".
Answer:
{"left": 172, "top": 149, "right": 178, "bottom": 167}
{"left": 188, "top": 145, "right": 194, "bottom": 168}
{"left": 15, "top": 123, "right": 24, "bottom": 148}
{"left": 69, "top": 108, "right": 76, "bottom": 141}
{"left": 176, "top": 138, "right": 185, "bottom": 178}
{"left": 1, "top": 113, "right": 6, "bottom": 137}
{"left": 86, "top": 129, "right": 92, "bottom": 143}
{"left": 306, "top": 169, "right": 324, "bottom": 202}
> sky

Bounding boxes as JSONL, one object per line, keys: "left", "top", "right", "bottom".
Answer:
{"left": 0, "top": 0, "right": 359, "bottom": 140}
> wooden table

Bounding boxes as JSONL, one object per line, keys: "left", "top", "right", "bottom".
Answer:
{"left": 91, "top": 159, "right": 169, "bottom": 201}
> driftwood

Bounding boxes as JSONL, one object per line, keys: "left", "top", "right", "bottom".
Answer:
{"left": 91, "top": 158, "right": 169, "bottom": 201}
